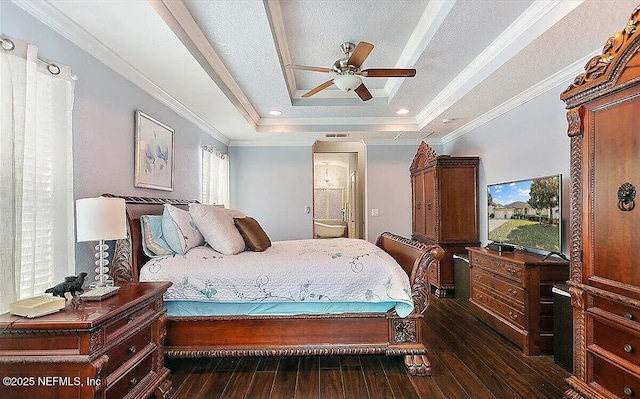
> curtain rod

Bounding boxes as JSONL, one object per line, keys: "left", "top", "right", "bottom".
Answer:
{"left": 0, "top": 37, "right": 77, "bottom": 80}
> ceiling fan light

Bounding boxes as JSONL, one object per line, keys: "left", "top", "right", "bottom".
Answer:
{"left": 334, "top": 75, "right": 362, "bottom": 92}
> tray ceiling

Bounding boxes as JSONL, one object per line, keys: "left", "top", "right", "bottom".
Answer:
{"left": 14, "top": 0, "right": 640, "bottom": 146}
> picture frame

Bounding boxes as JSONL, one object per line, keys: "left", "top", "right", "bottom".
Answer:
{"left": 134, "top": 110, "right": 175, "bottom": 191}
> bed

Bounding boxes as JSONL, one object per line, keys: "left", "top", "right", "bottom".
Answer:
{"left": 105, "top": 194, "right": 444, "bottom": 376}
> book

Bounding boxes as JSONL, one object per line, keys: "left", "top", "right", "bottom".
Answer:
{"left": 10, "top": 295, "right": 66, "bottom": 318}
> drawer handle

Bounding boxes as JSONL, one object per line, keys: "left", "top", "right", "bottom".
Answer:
{"left": 128, "top": 315, "right": 136, "bottom": 323}
{"left": 508, "top": 311, "right": 518, "bottom": 320}
{"left": 476, "top": 293, "right": 484, "bottom": 300}
{"left": 426, "top": 201, "right": 432, "bottom": 210}
{"left": 625, "top": 312, "right": 634, "bottom": 321}
{"left": 506, "top": 268, "right": 517, "bottom": 276}
{"left": 475, "top": 275, "right": 482, "bottom": 281}
{"left": 507, "top": 288, "right": 517, "bottom": 296}
{"left": 624, "top": 386, "right": 633, "bottom": 396}
{"left": 130, "top": 377, "right": 138, "bottom": 386}
{"left": 128, "top": 345, "right": 137, "bottom": 354}
{"left": 624, "top": 344, "right": 634, "bottom": 353}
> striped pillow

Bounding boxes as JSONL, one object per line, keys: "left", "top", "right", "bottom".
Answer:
{"left": 140, "top": 215, "right": 174, "bottom": 257}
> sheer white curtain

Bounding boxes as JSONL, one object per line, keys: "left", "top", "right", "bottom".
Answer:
{"left": 202, "top": 146, "right": 229, "bottom": 207}
{"left": 0, "top": 37, "right": 75, "bottom": 312}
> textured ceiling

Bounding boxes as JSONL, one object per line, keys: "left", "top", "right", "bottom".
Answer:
{"left": 18, "top": 0, "right": 640, "bottom": 145}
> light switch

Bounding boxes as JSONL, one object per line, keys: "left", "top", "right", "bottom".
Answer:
{"left": 371, "top": 209, "right": 379, "bottom": 217}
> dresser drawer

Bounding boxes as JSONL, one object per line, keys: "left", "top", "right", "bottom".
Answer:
{"left": 470, "top": 253, "right": 522, "bottom": 283}
{"left": 592, "top": 296, "right": 640, "bottom": 327}
{"left": 472, "top": 268, "right": 524, "bottom": 308}
{"left": 592, "top": 318, "right": 640, "bottom": 366}
{"left": 104, "top": 324, "right": 153, "bottom": 376}
{"left": 106, "top": 350, "right": 154, "bottom": 399}
{"left": 472, "top": 286, "right": 524, "bottom": 328}
{"left": 592, "top": 354, "right": 640, "bottom": 398}
{"left": 106, "top": 302, "right": 156, "bottom": 341}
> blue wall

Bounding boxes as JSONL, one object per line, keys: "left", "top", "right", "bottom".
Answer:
{"left": 2, "top": 2, "right": 227, "bottom": 276}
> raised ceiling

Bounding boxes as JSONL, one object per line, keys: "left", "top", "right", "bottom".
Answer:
{"left": 15, "top": 0, "right": 640, "bottom": 146}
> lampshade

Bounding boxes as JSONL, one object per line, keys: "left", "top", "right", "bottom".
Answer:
{"left": 334, "top": 75, "right": 362, "bottom": 92}
{"left": 76, "top": 197, "right": 126, "bottom": 242}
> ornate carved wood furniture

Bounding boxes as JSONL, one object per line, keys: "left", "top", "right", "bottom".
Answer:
{"left": 467, "top": 247, "right": 569, "bottom": 355}
{"left": 410, "top": 142, "right": 480, "bottom": 297}
{"left": 561, "top": 5, "right": 640, "bottom": 398}
{"left": 104, "top": 195, "right": 444, "bottom": 376}
{"left": 0, "top": 282, "right": 172, "bottom": 399}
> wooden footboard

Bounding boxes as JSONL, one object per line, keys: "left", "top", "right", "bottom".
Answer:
{"left": 106, "top": 195, "right": 444, "bottom": 376}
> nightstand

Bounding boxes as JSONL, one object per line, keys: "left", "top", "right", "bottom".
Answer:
{"left": 0, "top": 282, "right": 172, "bottom": 399}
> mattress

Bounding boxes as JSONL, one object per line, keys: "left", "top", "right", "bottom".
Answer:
{"left": 139, "top": 238, "right": 414, "bottom": 317}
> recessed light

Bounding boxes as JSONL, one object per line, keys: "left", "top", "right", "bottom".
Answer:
{"left": 442, "top": 118, "right": 454, "bottom": 123}
{"left": 396, "top": 109, "right": 409, "bottom": 115}
{"left": 269, "top": 110, "right": 282, "bottom": 116}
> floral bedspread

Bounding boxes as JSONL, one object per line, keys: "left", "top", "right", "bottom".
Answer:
{"left": 139, "top": 238, "right": 414, "bottom": 317}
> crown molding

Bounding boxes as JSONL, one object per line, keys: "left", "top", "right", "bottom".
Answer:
{"left": 416, "top": 0, "right": 584, "bottom": 130}
{"left": 154, "top": 0, "right": 261, "bottom": 129}
{"left": 13, "top": 0, "right": 231, "bottom": 145}
{"left": 383, "top": 0, "right": 455, "bottom": 100}
{"left": 441, "top": 48, "right": 599, "bottom": 145}
{"left": 229, "top": 139, "right": 316, "bottom": 147}
{"left": 256, "top": 116, "right": 418, "bottom": 133}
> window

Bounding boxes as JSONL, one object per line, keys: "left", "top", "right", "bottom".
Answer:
{"left": 202, "top": 146, "right": 229, "bottom": 207}
{"left": 0, "top": 38, "right": 75, "bottom": 312}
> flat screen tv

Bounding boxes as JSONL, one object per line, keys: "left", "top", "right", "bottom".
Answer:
{"left": 487, "top": 174, "right": 562, "bottom": 254}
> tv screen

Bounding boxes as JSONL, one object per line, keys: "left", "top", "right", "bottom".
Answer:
{"left": 487, "top": 175, "right": 561, "bottom": 253}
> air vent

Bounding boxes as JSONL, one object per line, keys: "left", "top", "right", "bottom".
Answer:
{"left": 325, "top": 133, "right": 349, "bottom": 138}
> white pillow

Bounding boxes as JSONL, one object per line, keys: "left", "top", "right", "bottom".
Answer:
{"left": 162, "top": 204, "right": 205, "bottom": 254}
{"left": 189, "top": 203, "right": 246, "bottom": 255}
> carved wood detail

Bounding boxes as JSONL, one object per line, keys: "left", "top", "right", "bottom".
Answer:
{"left": 92, "top": 354, "right": 108, "bottom": 396}
{"left": 569, "top": 134, "right": 583, "bottom": 283}
{"left": 569, "top": 286, "right": 585, "bottom": 380}
{"left": 404, "top": 354, "right": 432, "bottom": 376}
{"left": 391, "top": 319, "right": 418, "bottom": 344}
{"left": 409, "top": 141, "right": 438, "bottom": 172}
{"left": 566, "top": 107, "right": 584, "bottom": 138}
{"left": 166, "top": 346, "right": 389, "bottom": 358}
{"left": 90, "top": 329, "right": 104, "bottom": 353}
{"left": 561, "top": 5, "right": 640, "bottom": 105}
{"left": 111, "top": 220, "right": 134, "bottom": 282}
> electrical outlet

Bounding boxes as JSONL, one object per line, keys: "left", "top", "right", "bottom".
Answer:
{"left": 371, "top": 208, "right": 379, "bottom": 217}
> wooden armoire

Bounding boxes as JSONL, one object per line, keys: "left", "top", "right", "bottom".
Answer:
{"left": 410, "top": 142, "right": 479, "bottom": 297}
{"left": 561, "top": 6, "right": 640, "bottom": 399}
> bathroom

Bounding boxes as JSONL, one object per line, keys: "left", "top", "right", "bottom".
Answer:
{"left": 312, "top": 152, "right": 358, "bottom": 239}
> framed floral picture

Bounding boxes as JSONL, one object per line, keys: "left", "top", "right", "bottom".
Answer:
{"left": 134, "top": 110, "right": 175, "bottom": 191}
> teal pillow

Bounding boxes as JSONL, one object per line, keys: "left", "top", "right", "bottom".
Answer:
{"left": 140, "top": 215, "right": 174, "bottom": 257}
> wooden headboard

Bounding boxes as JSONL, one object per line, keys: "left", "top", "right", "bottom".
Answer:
{"left": 104, "top": 194, "right": 198, "bottom": 282}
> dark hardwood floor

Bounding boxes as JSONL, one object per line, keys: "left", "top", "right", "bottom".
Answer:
{"left": 166, "top": 295, "right": 570, "bottom": 398}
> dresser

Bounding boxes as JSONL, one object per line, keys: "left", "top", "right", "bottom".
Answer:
{"left": 467, "top": 247, "right": 568, "bottom": 355}
{"left": 0, "top": 282, "right": 172, "bottom": 399}
{"left": 560, "top": 6, "right": 640, "bottom": 399}
{"left": 410, "top": 141, "right": 480, "bottom": 297}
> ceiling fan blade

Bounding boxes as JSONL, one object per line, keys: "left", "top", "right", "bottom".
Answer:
{"left": 286, "top": 64, "right": 333, "bottom": 74}
{"left": 302, "top": 80, "right": 334, "bottom": 98}
{"left": 360, "top": 68, "right": 416, "bottom": 77}
{"left": 347, "top": 42, "right": 374, "bottom": 69}
{"left": 354, "top": 83, "right": 373, "bottom": 101}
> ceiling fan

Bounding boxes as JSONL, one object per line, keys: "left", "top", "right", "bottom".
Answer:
{"left": 287, "top": 41, "right": 416, "bottom": 101}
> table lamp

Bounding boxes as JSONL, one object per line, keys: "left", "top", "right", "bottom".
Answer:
{"left": 76, "top": 197, "right": 126, "bottom": 287}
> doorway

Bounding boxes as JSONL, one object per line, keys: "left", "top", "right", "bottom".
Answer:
{"left": 312, "top": 141, "right": 365, "bottom": 239}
